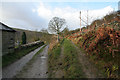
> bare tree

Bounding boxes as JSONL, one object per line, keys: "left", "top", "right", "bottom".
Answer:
{"left": 48, "top": 17, "right": 66, "bottom": 42}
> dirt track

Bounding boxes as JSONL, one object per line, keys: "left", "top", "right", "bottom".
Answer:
{"left": 71, "top": 42, "right": 104, "bottom": 78}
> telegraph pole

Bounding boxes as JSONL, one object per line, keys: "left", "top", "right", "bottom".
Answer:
{"left": 80, "top": 11, "right": 81, "bottom": 31}
{"left": 87, "top": 10, "right": 88, "bottom": 26}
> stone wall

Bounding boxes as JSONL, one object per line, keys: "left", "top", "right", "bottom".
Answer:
{"left": 2, "top": 31, "right": 15, "bottom": 56}
{"left": 15, "top": 41, "right": 44, "bottom": 53}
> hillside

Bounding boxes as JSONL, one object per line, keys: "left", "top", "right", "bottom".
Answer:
{"left": 14, "top": 28, "right": 52, "bottom": 44}
{"left": 66, "top": 11, "right": 120, "bottom": 78}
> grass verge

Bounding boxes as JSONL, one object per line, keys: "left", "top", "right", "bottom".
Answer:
{"left": 48, "top": 39, "right": 85, "bottom": 78}
{"left": 48, "top": 39, "right": 63, "bottom": 78}
{"left": 63, "top": 39, "right": 85, "bottom": 78}
{"left": 2, "top": 43, "right": 44, "bottom": 68}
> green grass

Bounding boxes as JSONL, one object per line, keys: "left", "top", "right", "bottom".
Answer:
{"left": 63, "top": 39, "right": 85, "bottom": 78}
{"left": 48, "top": 39, "right": 85, "bottom": 78}
{"left": 48, "top": 42, "right": 62, "bottom": 78}
{"left": 2, "top": 43, "right": 44, "bottom": 68}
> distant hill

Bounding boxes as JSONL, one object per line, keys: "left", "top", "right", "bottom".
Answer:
{"left": 14, "top": 28, "right": 52, "bottom": 44}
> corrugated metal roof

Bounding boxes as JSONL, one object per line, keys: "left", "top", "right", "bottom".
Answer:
{"left": 0, "top": 22, "right": 16, "bottom": 32}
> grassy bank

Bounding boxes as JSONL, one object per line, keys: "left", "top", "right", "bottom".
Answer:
{"left": 2, "top": 42, "right": 44, "bottom": 68}
{"left": 48, "top": 40, "right": 62, "bottom": 78}
{"left": 63, "top": 39, "right": 85, "bottom": 78}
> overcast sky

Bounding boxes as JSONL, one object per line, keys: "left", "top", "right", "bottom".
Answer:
{"left": 0, "top": 0, "right": 119, "bottom": 31}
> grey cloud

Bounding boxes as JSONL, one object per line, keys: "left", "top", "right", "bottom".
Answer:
{"left": 1, "top": 2, "right": 48, "bottom": 31}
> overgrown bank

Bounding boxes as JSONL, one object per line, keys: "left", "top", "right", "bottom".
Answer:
{"left": 67, "top": 11, "right": 120, "bottom": 78}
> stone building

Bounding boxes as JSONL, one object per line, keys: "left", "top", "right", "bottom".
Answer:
{"left": 0, "top": 22, "right": 16, "bottom": 56}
